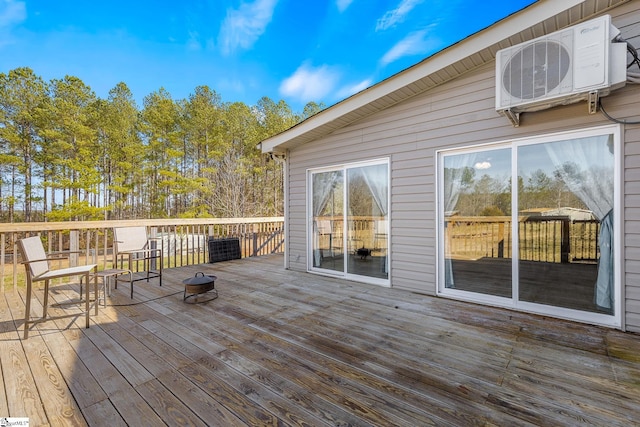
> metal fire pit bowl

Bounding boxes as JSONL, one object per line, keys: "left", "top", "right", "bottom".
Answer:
{"left": 183, "top": 272, "right": 218, "bottom": 303}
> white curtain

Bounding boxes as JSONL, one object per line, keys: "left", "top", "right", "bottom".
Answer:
{"left": 544, "top": 135, "right": 614, "bottom": 312}
{"left": 444, "top": 153, "right": 477, "bottom": 214}
{"left": 312, "top": 171, "right": 341, "bottom": 267}
{"left": 313, "top": 171, "right": 342, "bottom": 217}
{"left": 359, "top": 164, "right": 389, "bottom": 216}
{"left": 358, "top": 164, "right": 389, "bottom": 273}
{"left": 443, "top": 153, "right": 477, "bottom": 288}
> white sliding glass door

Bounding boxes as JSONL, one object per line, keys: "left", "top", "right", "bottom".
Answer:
{"left": 309, "top": 159, "right": 389, "bottom": 285}
{"left": 438, "top": 126, "right": 620, "bottom": 326}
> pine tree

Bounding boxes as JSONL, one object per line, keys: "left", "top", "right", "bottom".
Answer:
{"left": 0, "top": 67, "right": 48, "bottom": 222}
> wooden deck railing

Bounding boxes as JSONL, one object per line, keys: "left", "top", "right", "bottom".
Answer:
{"left": 446, "top": 215, "right": 600, "bottom": 264}
{"left": 0, "top": 217, "right": 284, "bottom": 291}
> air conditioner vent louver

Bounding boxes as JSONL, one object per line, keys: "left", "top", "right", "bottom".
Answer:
{"left": 496, "top": 14, "right": 626, "bottom": 119}
{"left": 502, "top": 40, "right": 571, "bottom": 100}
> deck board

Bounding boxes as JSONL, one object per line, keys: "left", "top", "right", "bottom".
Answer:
{"left": 21, "top": 335, "right": 87, "bottom": 427}
{"left": 1, "top": 254, "right": 640, "bottom": 426}
{"left": 0, "top": 290, "right": 16, "bottom": 417}
{"left": 82, "top": 399, "right": 127, "bottom": 427}
{"left": 0, "top": 291, "right": 50, "bottom": 426}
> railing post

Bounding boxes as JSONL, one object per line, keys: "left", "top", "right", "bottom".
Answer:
{"left": 561, "top": 218, "right": 570, "bottom": 264}
{"left": 149, "top": 227, "right": 158, "bottom": 270}
{"left": 70, "top": 230, "right": 79, "bottom": 267}
{"left": 497, "top": 222, "right": 505, "bottom": 258}
{"left": 12, "top": 233, "right": 18, "bottom": 291}
{"left": 252, "top": 224, "right": 259, "bottom": 257}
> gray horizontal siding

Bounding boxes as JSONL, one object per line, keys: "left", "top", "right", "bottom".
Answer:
{"left": 285, "top": 2, "right": 640, "bottom": 330}
{"left": 619, "top": 1, "right": 640, "bottom": 332}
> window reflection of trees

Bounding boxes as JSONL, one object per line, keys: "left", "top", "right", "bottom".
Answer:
{"left": 444, "top": 166, "right": 591, "bottom": 217}
{"left": 348, "top": 175, "right": 382, "bottom": 217}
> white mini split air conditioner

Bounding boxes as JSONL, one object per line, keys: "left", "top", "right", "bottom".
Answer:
{"left": 496, "top": 14, "right": 627, "bottom": 126}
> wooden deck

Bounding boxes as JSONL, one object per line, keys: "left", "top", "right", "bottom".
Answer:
{"left": 1, "top": 254, "right": 640, "bottom": 426}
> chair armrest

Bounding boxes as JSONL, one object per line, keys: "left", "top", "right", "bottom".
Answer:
{"left": 21, "top": 256, "right": 72, "bottom": 264}
{"left": 118, "top": 247, "right": 162, "bottom": 253}
{"left": 21, "top": 249, "right": 85, "bottom": 264}
{"left": 117, "top": 248, "right": 162, "bottom": 256}
{"left": 48, "top": 250, "right": 84, "bottom": 258}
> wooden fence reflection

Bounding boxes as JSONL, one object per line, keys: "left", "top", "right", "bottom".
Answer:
{"left": 445, "top": 215, "right": 600, "bottom": 263}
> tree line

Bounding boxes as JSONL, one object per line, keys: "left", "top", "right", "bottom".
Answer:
{"left": 0, "top": 67, "right": 322, "bottom": 222}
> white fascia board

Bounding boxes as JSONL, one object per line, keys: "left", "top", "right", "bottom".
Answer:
{"left": 260, "top": 0, "right": 587, "bottom": 154}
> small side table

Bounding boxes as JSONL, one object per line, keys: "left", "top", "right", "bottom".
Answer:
{"left": 93, "top": 269, "right": 133, "bottom": 306}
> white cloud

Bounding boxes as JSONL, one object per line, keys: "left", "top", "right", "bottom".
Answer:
{"left": 475, "top": 161, "right": 492, "bottom": 170}
{"left": 279, "top": 63, "right": 340, "bottom": 103}
{"left": 336, "top": 78, "right": 372, "bottom": 99}
{"left": 218, "top": 0, "right": 278, "bottom": 55}
{"left": 0, "top": 0, "right": 26, "bottom": 28}
{"left": 0, "top": 0, "right": 25, "bottom": 47}
{"left": 336, "top": 0, "right": 354, "bottom": 13}
{"left": 380, "top": 28, "right": 438, "bottom": 65}
{"left": 376, "top": 0, "right": 423, "bottom": 31}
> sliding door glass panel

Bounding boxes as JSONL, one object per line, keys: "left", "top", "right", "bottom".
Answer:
{"left": 311, "top": 170, "right": 344, "bottom": 272}
{"left": 443, "top": 148, "right": 512, "bottom": 297}
{"left": 517, "top": 135, "right": 614, "bottom": 314}
{"left": 347, "top": 164, "right": 389, "bottom": 279}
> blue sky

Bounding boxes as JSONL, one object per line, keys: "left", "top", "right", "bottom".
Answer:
{"left": 0, "top": 0, "right": 536, "bottom": 112}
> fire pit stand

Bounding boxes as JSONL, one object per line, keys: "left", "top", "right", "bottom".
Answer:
{"left": 182, "top": 272, "right": 218, "bottom": 303}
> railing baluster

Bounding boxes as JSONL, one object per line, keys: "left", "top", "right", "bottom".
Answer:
{"left": 172, "top": 225, "right": 178, "bottom": 269}
{"left": 12, "top": 233, "right": 18, "bottom": 291}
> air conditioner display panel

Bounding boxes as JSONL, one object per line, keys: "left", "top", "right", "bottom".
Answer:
{"left": 573, "top": 17, "right": 609, "bottom": 89}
